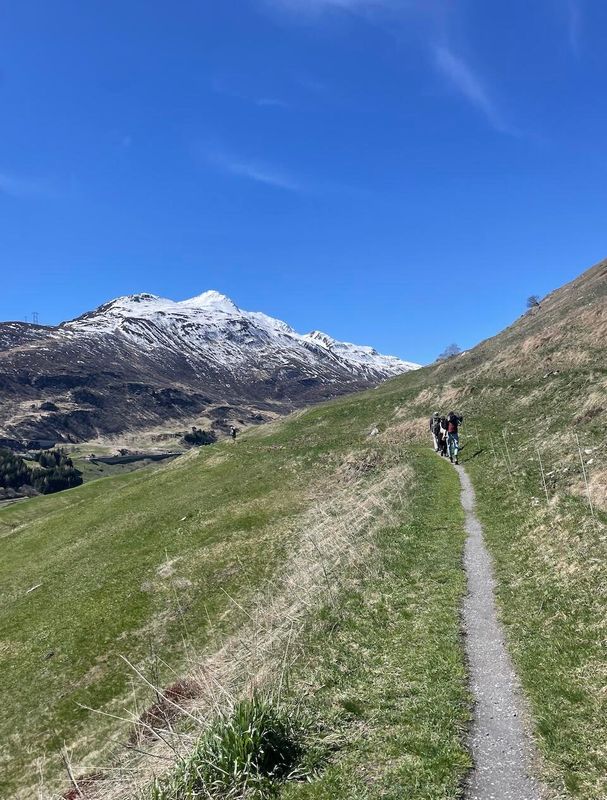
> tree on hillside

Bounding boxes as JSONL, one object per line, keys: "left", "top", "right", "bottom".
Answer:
{"left": 33, "top": 448, "right": 73, "bottom": 469}
{"left": 527, "top": 295, "right": 541, "bottom": 309}
{"left": 0, "top": 448, "right": 83, "bottom": 497}
{"left": 0, "top": 449, "right": 31, "bottom": 490}
{"left": 182, "top": 427, "right": 217, "bottom": 447}
{"left": 437, "top": 343, "right": 461, "bottom": 361}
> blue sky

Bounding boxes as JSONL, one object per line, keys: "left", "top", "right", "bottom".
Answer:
{"left": 1, "top": 0, "right": 606, "bottom": 364}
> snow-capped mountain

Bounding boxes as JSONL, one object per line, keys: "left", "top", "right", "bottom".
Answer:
{"left": 0, "top": 291, "right": 419, "bottom": 443}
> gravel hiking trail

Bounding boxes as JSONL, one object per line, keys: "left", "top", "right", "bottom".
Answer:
{"left": 456, "top": 464, "right": 544, "bottom": 800}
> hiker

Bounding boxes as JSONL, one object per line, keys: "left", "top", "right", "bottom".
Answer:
{"left": 230, "top": 425, "right": 237, "bottom": 440}
{"left": 446, "top": 411, "right": 463, "bottom": 464}
{"left": 429, "top": 412, "right": 441, "bottom": 451}
{"left": 438, "top": 416, "right": 449, "bottom": 458}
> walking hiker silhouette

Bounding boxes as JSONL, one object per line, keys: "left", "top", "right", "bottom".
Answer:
{"left": 438, "top": 416, "right": 449, "bottom": 458}
{"left": 429, "top": 412, "right": 441, "bottom": 451}
{"left": 446, "top": 411, "right": 463, "bottom": 464}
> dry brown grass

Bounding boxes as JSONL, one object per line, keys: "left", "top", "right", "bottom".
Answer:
{"left": 571, "top": 467, "right": 607, "bottom": 514}
{"left": 379, "top": 417, "right": 427, "bottom": 445}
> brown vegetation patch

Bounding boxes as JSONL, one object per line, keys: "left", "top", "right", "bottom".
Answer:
{"left": 129, "top": 678, "right": 202, "bottom": 745}
{"left": 410, "top": 384, "right": 471, "bottom": 413}
{"left": 337, "top": 453, "right": 380, "bottom": 481}
{"left": 379, "top": 417, "right": 426, "bottom": 445}
{"left": 571, "top": 467, "right": 607, "bottom": 513}
{"left": 61, "top": 772, "right": 104, "bottom": 799}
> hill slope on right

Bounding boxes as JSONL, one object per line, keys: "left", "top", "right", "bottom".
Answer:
{"left": 393, "top": 256, "right": 607, "bottom": 799}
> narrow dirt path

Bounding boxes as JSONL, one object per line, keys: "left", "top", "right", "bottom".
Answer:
{"left": 456, "top": 464, "right": 544, "bottom": 800}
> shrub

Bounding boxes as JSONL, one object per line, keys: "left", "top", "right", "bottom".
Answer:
{"left": 182, "top": 427, "right": 217, "bottom": 447}
{"left": 437, "top": 343, "right": 462, "bottom": 361}
{"left": 150, "top": 696, "right": 324, "bottom": 799}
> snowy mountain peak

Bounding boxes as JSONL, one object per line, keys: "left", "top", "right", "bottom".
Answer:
{"left": 127, "top": 293, "right": 161, "bottom": 302}
{"left": 64, "top": 289, "right": 420, "bottom": 380}
{"left": 180, "top": 290, "right": 239, "bottom": 313}
{"left": 0, "top": 289, "right": 420, "bottom": 442}
{"left": 105, "top": 293, "right": 163, "bottom": 310}
{"left": 304, "top": 330, "right": 336, "bottom": 348}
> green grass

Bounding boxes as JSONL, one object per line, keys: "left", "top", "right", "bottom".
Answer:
{"left": 401, "top": 367, "right": 607, "bottom": 799}
{"left": 144, "top": 444, "right": 470, "bottom": 800}
{"left": 150, "top": 695, "right": 325, "bottom": 799}
{"left": 0, "top": 429, "right": 309, "bottom": 795}
{"left": 0, "top": 379, "right": 472, "bottom": 799}
{"left": 73, "top": 455, "right": 169, "bottom": 483}
{"left": 280, "top": 446, "right": 471, "bottom": 800}
{"left": 463, "top": 420, "right": 607, "bottom": 799}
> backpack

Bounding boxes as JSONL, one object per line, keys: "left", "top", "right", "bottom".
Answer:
{"left": 447, "top": 413, "right": 462, "bottom": 432}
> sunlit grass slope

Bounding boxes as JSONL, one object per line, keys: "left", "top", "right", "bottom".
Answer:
{"left": 0, "top": 377, "right": 470, "bottom": 800}
{"left": 378, "top": 258, "right": 607, "bottom": 799}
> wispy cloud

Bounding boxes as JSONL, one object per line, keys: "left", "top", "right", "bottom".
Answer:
{"left": 264, "top": 0, "right": 395, "bottom": 17}
{"left": 433, "top": 45, "right": 516, "bottom": 136}
{"left": 225, "top": 160, "right": 301, "bottom": 191}
{"left": 205, "top": 149, "right": 303, "bottom": 192}
{"left": 256, "top": 96, "right": 290, "bottom": 109}
{"left": 211, "top": 77, "right": 290, "bottom": 110}
{"left": 0, "top": 171, "right": 55, "bottom": 199}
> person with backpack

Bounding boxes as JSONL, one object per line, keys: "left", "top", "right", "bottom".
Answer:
{"left": 438, "top": 416, "right": 449, "bottom": 458}
{"left": 230, "top": 426, "right": 237, "bottom": 441}
{"left": 446, "top": 411, "right": 463, "bottom": 464}
{"left": 429, "top": 412, "right": 440, "bottom": 451}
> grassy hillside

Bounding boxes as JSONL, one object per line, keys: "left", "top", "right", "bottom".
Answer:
{"left": 381, "top": 258, "right": 607, "bottom": 798}
{"left": 2, "top": 257, "right": 606, "bottom": 799}
{"left": 0, "top": 382, "right": 470, "bottom": 800}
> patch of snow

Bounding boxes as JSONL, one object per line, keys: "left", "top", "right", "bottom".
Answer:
{"left": 179, "top": 290, "right": 240, "bottom": 314}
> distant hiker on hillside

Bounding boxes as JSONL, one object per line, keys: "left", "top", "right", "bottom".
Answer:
{"left": 230, "top": 426, "right": 237, "bottom": 441}
{"left": 429, "top": 412, "right": 440, "bottom": 451}
{"left": 446, "top": 411, "right": 463, "bottom": 464}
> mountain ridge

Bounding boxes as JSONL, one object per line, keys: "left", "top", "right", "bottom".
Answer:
{"left": 0, "top": 290, "right": 419, "bottom": 444}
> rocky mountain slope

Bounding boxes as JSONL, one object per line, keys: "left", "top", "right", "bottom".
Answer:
{"left": 0, "top": 290, "right": 418, "bottom": 443}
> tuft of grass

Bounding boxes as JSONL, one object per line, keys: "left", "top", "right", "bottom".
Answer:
{"left": 149, "top": 695, "right": 325, "bottom": 799}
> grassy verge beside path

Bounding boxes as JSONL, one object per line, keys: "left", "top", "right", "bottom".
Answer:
{"left": 465, "top": 446, "right": 607, "bottom": 800}
{"left": 384, "top": 358, "right": 607, "bottom": 799}
{"left": 281, "top": 445, "right": 470, "bottom": 800}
